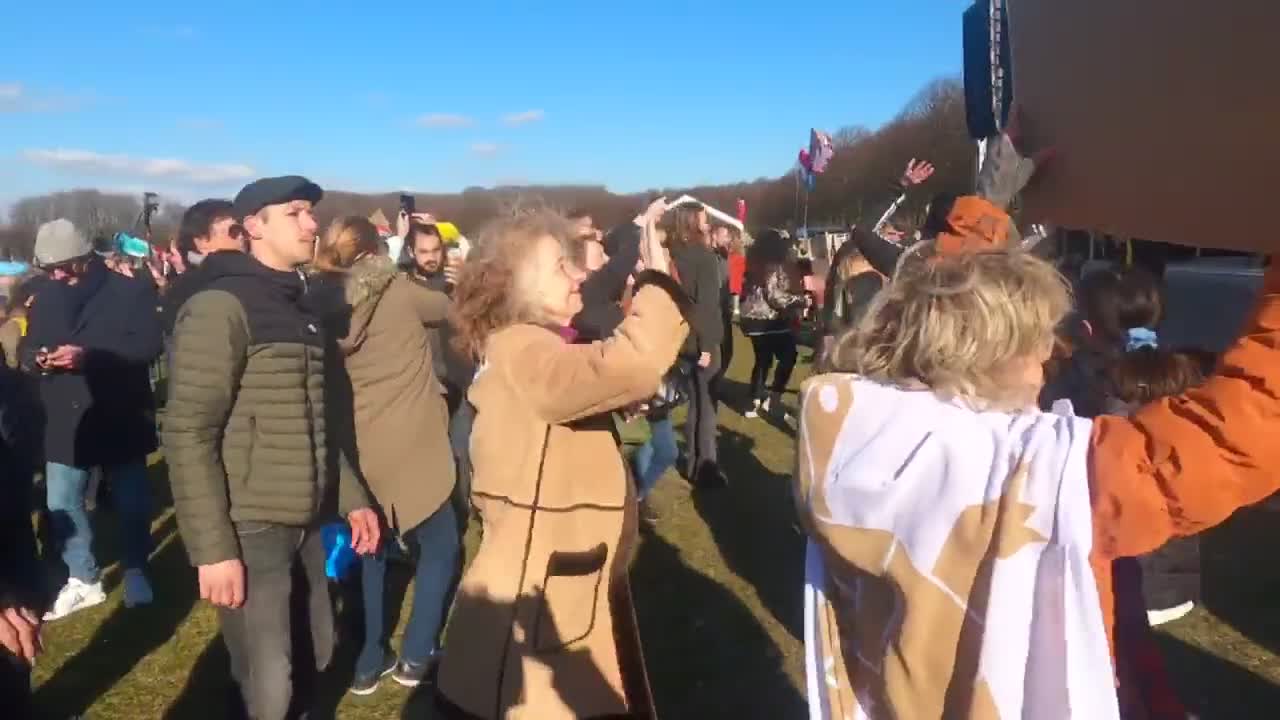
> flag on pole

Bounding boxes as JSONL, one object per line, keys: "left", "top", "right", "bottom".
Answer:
{"left": 809, "top": 129, "right": 835, "bottom": 174}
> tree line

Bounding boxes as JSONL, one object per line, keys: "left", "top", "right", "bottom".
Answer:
{"left": 0, "top": 77, "right": 975, "bottom": 258}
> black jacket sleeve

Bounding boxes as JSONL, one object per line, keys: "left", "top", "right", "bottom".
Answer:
{"left": 855, "top": 230, "right": 906, "bottom": 279}
{"left": 19, "top": 283, "right": 75, "bottom": 371}
{"left": 86, "top": 279, "right": 164, "bottom": 369}
{"left": 579, "top": 222, "right": 641, "bottom": 309}
{"left": 0, "top": 367, "right": 41, "bottom": 607}
{"left": 572, "top": 222, "right": 642, "bottom": 341}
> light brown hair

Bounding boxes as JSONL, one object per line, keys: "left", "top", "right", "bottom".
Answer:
{"left": 449, "top": 210, "right": 575, "bottom": 361}
{"left": 667, "top": 203, "right": 708, "bottom": 249}
{"left": 829, "top": 250, "right": 1072, "bottom": 410}
{"left": 314, "top": 216, "right": 381, "bottom": 272}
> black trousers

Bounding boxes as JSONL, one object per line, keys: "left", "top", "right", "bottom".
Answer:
{"left": 748, "top": 332, "right": 798, "bottom": 400}
{"left": 684, "top": 353, "right": 721, "bottom": 476}
{"left": 711, "top": 318, "right": 734, "bottom": 405}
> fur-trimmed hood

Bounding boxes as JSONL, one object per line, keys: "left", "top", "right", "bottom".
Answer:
{"left": 337, "top": 255, "right": 399, "bottom": 353}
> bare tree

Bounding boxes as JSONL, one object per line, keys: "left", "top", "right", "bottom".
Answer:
{"left": 5, "top": 76, "right": 980, "bottom": 244}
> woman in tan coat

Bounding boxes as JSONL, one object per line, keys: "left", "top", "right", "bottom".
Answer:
{"left": 312, "top": 216, "right": 460, "bottom": 695}
{"left": 437, "top": 208, "right": 689, "bottom": 719}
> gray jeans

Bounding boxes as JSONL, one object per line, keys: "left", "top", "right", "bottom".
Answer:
{"left": 218, "top": 523, "right": 333, "bottom": 720}
{"left": 684, "top": 352, "right": 721, "bottom": 476}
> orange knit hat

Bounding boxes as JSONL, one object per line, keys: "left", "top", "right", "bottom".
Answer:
{"left": 934, "top": 196, "right": 1015, "bottom": 256}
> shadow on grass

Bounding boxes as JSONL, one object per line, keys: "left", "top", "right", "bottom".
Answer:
{"left": 715, "top": 377, "right": 796, "bottom": 439}
{"left": 163, "top": 639, "right": 243, "bottom": 720}
{"left": 632, "top": 524, "right": 806, "bottom": 718}
{"left": 1140, "top": 505, "right": 1280, "bottom": 716}
{"left": 34, "top": 517, "right": 195, "bottom": 718}
{"left": 686, "top": 427, "right": 804, "bottom": 645}
{"left": 1198, "top": 507, "right": 1280, "bottom": 659}
{"left": 1156, "top": 632, "right": 1280, "bottom": 718}
{"left": 312, "top": 562, "right": 415, "bottom": 720}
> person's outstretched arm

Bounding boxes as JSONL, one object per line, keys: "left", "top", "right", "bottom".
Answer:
{"left": 1090, "top": 261, "right": 1280, "bottom": 559}
{"left": 493, "top": 271, "right": 690, "bottom": 425}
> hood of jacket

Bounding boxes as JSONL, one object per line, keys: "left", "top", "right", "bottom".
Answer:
{"left": 199, "top": 250, "right": 307, "bottom": 302}
{"left": 163, "top": 250, "right": 244, "bottom": 331}
{"left": 335, "top": 254, "right": 398, "bottom": 354}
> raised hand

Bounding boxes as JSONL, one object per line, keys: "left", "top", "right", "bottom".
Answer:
{"left": 642, "top": 196, "right": 668, "bottom": 226}
{"left": 901, "top": 159, "right": 936, "bottom": 187}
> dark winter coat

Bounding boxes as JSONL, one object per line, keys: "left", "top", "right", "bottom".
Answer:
{"left": 0, "top": 364, "right": 42, "bottom": 608}
{"left": 669, "top": 241, "right": 725, "bottom": 358}
{"left": 22, "top": 258, "right": 162, "bottom": 468}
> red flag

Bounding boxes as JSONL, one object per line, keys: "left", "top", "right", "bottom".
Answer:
{"left": 736, "top": 198, "right": 747, "bottom": 223}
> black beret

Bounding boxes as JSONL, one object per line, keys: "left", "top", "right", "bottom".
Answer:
{"left": 233, "top": 175, "right": 323, "bottom": 220}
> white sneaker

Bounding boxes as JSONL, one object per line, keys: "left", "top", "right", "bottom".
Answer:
{"left": 1147, "top": 600, "right": 1195, "bottom": 627}
{"left": 762, "top": 393, "right": 794, "bottom": 422}
{"left": 744, "top": 398, "right": 762, "bottom": 419}
{"left": 123, "top": 569, "right": 154, "bottom": 608}
{"left": 43, "top": 578, "right": 107, "bottom": 621}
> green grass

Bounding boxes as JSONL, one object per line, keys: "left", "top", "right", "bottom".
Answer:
{"left": 29, "top": 336, "right": 1280, "bottom": 718}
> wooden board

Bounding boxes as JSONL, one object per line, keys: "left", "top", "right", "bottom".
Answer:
{"left": 1008, "top": 1, "right": 1279, "bottom": 251}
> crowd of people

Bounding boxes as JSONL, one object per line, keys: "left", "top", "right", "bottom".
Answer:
{"left": 0, "top": 124, "right": 1277, "bottom": 720}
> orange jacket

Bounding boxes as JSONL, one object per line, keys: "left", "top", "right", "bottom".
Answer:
{"left": 1088, "top": 262, "right": 1280, "bottom": 652}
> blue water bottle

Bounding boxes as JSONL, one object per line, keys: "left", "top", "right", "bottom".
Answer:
{"left": 321, "top": 522, "right": 358, "bottom": 580}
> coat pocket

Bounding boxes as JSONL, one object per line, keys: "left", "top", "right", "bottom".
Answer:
{"left": 532, "top": 543, "right": 609, "bottom": 654}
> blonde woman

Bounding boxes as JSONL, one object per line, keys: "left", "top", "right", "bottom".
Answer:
{"left": 797, "top": 250, "right": 1280, "bottom": 718}
{"left": 311, "top": 216, "right": 460, "bottom": 695}
{"left": 437, "top": 210, "right": 689, "bottom": 719}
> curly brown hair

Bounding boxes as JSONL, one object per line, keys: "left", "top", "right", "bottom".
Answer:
{"left": 449, "top": 210, "right": 575, "bottom": 361}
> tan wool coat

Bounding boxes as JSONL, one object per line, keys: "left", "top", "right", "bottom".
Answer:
{"left": 436, "top": 273, "right": 690, "bottom": 720}
{"left": 327, "top": 255, "right": 456, "bottom": 533}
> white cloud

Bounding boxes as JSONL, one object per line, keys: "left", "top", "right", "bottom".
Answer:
{"left": 469, "top": 142, "right": 501, "bottom": 157}
{"left": 22, "top": 148, "right": 256, "bottom": 185}
{"left": 0, "top": 83, "right": 83, "bottom": 113}
{"left": 416, "top": 113, "right": 473, "bottom": 129}
{"left": 502, "top": 109, "right": 545, "bottom": 127}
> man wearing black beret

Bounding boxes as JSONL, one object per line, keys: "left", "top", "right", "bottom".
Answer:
{"left": 161, "top": 175, "right": 381, "bottom": 719}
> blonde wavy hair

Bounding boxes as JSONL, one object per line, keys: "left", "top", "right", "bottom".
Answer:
{"left": 449, "top": 209, "right": 576, "bottom": 361}
{"left": 829, "top": 250, "right": 1072, "bottom": 410}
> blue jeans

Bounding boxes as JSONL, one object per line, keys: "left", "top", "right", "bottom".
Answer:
{"left": 633, "top": 414, "right": 679, "bottom": 500}
{"left": 356, "top": 500, "right": 460, "bottom": 676}
{"left": 45, "top": 460, "right": 152, "bottom": 583}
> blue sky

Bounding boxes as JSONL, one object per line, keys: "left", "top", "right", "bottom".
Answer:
{"left": 0, "top": 1, "right": 966, "bottom": 211}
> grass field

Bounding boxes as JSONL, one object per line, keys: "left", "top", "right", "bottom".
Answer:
{"left": 28, "top": 338, "right": 1280, "bottom": 719}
